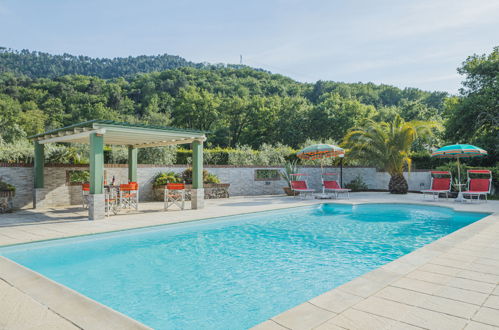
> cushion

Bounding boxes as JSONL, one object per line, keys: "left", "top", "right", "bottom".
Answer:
{"left": 291, "top": 180, "right": 308, "bottom": 190}
{"left": 167, "top": 183, "right": 185, "bottom": 190}
{"left": 469, "top": 179, "right": 489, "bottom": 192}
{"left": 432, "top": 178, "right": 450, "bottom": 191}
{"left": 324, "top": 180, "right": 341, "bottom": 189}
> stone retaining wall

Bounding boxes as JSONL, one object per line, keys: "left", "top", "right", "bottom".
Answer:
{"left": 0, "top": 164, "right": 432, "bottom": 209}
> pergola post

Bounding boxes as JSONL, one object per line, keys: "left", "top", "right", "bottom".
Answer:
{"left": 191, "top": 140, "right": 204, "bottom": 209}
{"left": 88, "top": 133, "right": 105, "bottom": 220}
{"left": 128, "top": 146, "right": 138, "bottom": 182}
{"left": 33, "top": 141, "right": 47, "bottom": 208}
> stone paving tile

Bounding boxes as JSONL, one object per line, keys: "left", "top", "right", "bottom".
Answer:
{"left": 418, "top": 263, "right": 460, "bottom": 276}
{"left": 0, "top": 279, "right": 78, "bottom": 330}
{"left": 435, "top": 286, "right": 489, "bottom": 306}
{"left": 493, "top": 286, "right": 499, "bottom": 296}
{"left": 335, "top": 276, "right": 387, "bottom": 298}
{"left": 472, "top": 307, "right": 499, "bottom": 327}
{"left": 309, "top": 289, "right": 364, "bottom": 314}
{"left": 353, "top": 296, "right": 467, "bottom": 330}
{"left": 440, "top": 252, "right": 478, "bottom": 263}
{"left": 272, "top": 302, "right": 335, "bottom": 330}
{"left": 464, "top": 321, "right": 499, "bottom": 330}
{"left": 380, "top": 260, "right": 420, "bottom": 275}
{"left": 391, "top": 277, "right": 441, "bottom": 295}
{"left": 406, "top": 269, "right": 452, "bottom": 285}
{"left": 375, "top": 286, "right": 479, "bottom": 319}
{"left": 315, "top": 308, "right": 422, "bottom": 330}
{"left": 456, "top": 269, "right": 499, "bottom": 284}
{"left": 466, "top": 263, "right": 499, "bottom": 276}
{"left": 430, "top": 256, "right": 474, "bottom": 269}
{"left": 251, "top": 320, "right": 289, "bottom": 330}
{"left": 391, "top": 277, "right": 489, "bottom": 305}
{"left": 475, "top": 257, "right": 499, "bottom": 267}
{"left": 447, "top": 277, "right": 496, "bottom": 294}
{"left": 483, "top": 295, "right": 499, "bottom": 310}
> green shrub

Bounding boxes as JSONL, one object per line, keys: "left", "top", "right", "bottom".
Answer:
{"left": 105, "top": 146, "right": 128, "bottom": 164}
{"left": 0, "top": 140, "right": 34, "bottom": 163}
{"left": 0, "top": 178, "right": 15, "bottom": 192}
{"left": 177, "top": 147, "right": 231, "bottom": 165}
{"left": 154, "top": 171, "right": 182, "bottom": 186}
{"left": 181, "top": 168, "right": 220, "bottom": 184}
{"left": 345, "top": 175, "right": 368, "bottom": 192}
{"left": 205, "top": 173, "right": 221, "bottom": 184}
{"left": 138, "top": 146, "right": 177, "bottom": 165}
{"left": 68, "top": 170, "right": 89, "bottom": 184}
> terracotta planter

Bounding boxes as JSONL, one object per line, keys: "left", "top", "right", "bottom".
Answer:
{"left": 283, "top": 187, "right": 299, "bottom": 196}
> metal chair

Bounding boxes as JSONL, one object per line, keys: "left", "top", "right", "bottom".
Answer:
{"left": 462, "top": 170, "right": 492, "bottom": 203}
{"left": 164, "top": 183, "right": 186, "bottom": 210}
{"left": 120, "top": 183, "right": 139, "bottom": 210}
{"left": 81, "top": 183, "right": 90, "bottom": 208}
{"left": 105, "top": 187, "right": 119, "bottom": 217}
{"left": 421, "top": 171, "right": 452, "bottom": 200}
{"left": 290, "top": 174, "right": 315, "bottom": 198}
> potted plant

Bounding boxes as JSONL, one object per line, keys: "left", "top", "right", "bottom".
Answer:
{"left": 280, "top": 160, "right": 299, "bottom": 196}
{"left": 0, "top": 177, "right": 15, "bottom": 213}
{"left": 181, "top": 168, "right": 220, "bottom": 185}
{"left": 152, "top": 171, "right": 182, "bottom": 200}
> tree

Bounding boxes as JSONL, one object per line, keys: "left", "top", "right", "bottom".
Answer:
{"left": 310, "top": 93, "right": 377, "bottom": 141}
{"left": 172, "top": 86, "right": 221, "bottom": 131}
{"left": 343, "top": 116, "right": 437, "bottom": 194}
{"left": 446, "top": 47, "right": 499, "bottom": 164}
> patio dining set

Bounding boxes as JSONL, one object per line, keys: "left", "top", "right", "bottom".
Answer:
{"left": 82, "top": 182, "right": 187, "bottom": 217}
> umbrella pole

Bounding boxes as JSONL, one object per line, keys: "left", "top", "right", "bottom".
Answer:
{"left": 457, "top": 158, "right": 461, "bottom": 192}
{"left": 321, "top": 159, "right": 325, "bottom": 195}
{"left": 340, "top": 157, "right": 343, "bottom": 188}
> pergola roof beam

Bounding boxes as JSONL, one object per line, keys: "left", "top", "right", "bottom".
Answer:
{"left": 37, "top": 129, "right": 106, "bottom": 144}
{"left": 133, "top": 137, "right": 205, "bottom": 148}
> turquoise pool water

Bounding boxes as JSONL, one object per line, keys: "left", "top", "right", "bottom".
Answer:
{"left": 0, "top": 203, "right": 487, "bottom": 329}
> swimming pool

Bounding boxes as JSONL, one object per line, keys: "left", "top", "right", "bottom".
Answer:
{"left": 0, "top": 203, "right": 488, "bottom": 329}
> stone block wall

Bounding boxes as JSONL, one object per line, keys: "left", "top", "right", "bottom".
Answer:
{"left": 0, "top": 163, "right": 433, "bottom": 209}
{"left": 0, "top": 165, "right": 34, "bottom": 209}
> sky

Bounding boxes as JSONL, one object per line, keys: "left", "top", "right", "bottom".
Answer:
{"left": 0, "top": 0, "right": 498, "bottom": 93}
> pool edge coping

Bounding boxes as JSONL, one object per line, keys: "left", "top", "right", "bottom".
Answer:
{"left": 0, "top": 198, "right": 497, "bottom": 329}
{"left": 0, "top": 256, "right": 152, "bottom": 330}
{"left": 254, "top": 210, "right": 499, "bottom": 329}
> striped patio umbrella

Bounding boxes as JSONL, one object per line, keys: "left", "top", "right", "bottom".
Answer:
{"left": 297, "top": 144, "right": 345, "bottom": 196}
{"left": 431, "top": 144, "right": 487, "bottom": 159}
{"left": 296, "top": 144, "right": 345, "bottom": 160}
{"left": 431, "top": 144, "right": 487, "bottom": 193}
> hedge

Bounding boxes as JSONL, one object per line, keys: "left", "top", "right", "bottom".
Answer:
{"left": 1, "top": 142, "right": 496, "bottom": 170}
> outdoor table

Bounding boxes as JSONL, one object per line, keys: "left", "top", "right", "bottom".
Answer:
{"left": 105, "top": 185, "right": 122, "bottom": 212}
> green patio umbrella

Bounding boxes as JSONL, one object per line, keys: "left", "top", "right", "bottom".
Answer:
{"left": 431, "top": 144, "right": 487, "bottom": 195}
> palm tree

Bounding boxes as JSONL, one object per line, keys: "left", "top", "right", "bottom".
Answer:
{"left": 343, "top": 116, "right": 438, "bottom": 194}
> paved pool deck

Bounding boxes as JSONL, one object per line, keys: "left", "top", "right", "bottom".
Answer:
{"left": 0, "top": 193, "right": 498, "bottom": 330}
